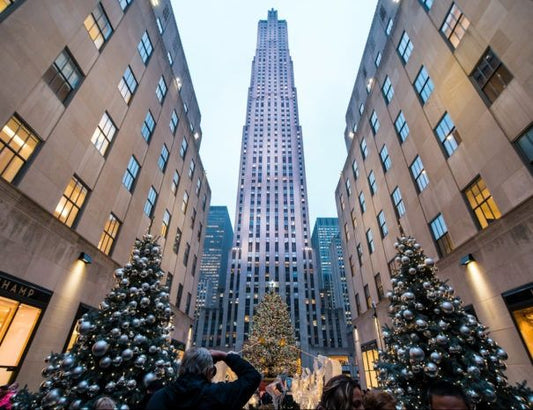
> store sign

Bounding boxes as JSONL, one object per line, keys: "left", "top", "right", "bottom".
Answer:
{"left": 0, "top": 271, "right": 51, "bottom": 304}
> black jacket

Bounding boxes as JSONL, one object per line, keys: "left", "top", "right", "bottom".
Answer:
{"left": 146, "top": 353, "right": 261, "bottom": 410}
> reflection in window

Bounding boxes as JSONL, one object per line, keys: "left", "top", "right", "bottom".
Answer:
{"left": 54, "top": 176, "right": 89, "bottom": 227}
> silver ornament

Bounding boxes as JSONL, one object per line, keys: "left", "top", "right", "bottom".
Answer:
{"left": 425, "top": 362, "right": 438, "bottom": 377}
{"left": 402, "top": 309, "right": 414, "bottom": 320}
{"left": 149, "top": 345, "right": 158, "bottom": 354}
{"left": 438, "top": 320, "right": 449, "bottom": 330}
{"left": 92, "top": 340, "right": 110, "bottom": 357}
{"left": 121, "top": 321, "right": 130, "bottom": 329}
{"left": 460, "top": 325, "right": 471, "bottom": 335}
{"left": 119, "top": 334, "right": 129, "bottom": 344}
{"left": 114, "top": 269, "right": 124, "bottom": 279}
{"left": 119, "top": 405, "right": 130, "bottom": 410}
{"left": 146, "top": 314, "right": 156, "bottom": 324}
{"left": 410, "top": 333, "right": 419, "bottom": 342}
{"left": 135, "top": 355, "right": 147, "bottom": 367}
{"left": 440, "top": 301, "right": 454, "bottom": 314}
{"left": 449, "top": 344, "right": 462, "bottom": 354}
{"left": 415, "top": 319, "right": 428, "bottom": 330}
{"left": 436, "top": 334, "right": 448, "bottom": 345}
{"left": 401, "top": 256, "right": 410, "bottom": 265}
{"left": 126, "top": 379, "right": 137, "bottom": 390}
{"left": 132, "top": 319, "right": 141, "bottom": 327}
{"left": 430, "top": 351, "right": 442, "bottom": 363}
{"left": 400, "top": 292, "right": 415, "bottom": 302}
{"left": 408, "top": 267, "right": 417, "bottom": 275}
{"left": 409, "top": 347, "right": 425, "bottom": 362}
{"left": 141, "top": 297, "right": 150, "bottom": 307}
{"left": 425, "top": 257, "right": 434, "bottom": 266}
{"left": 122, "top": 349, "right": 134, "bottom": 360}
{"left": 72, "top": 365, "right": 84, "bottom": 378}
{"left": 99, "top": 357, "right": 112, "bottom": 368}
{"left": 61, "top": 355, "right": 75, "bottom": 370}
{"left": 113, "top": 356, "right": 123, "bottom": 366}
{"left": 496, "top": 348, "right": 508, "bottom": 360}
{"left": 78, "top": 321, "right": 92, "bottom": 335}
{"left": 105, "top": 381, "right": 116, "bottom": 392}
{"left": 467, "top": 366, "right": 481, "bottom": 377}
{"left": 423, "top": 281, "right": 432, "bottom": 290}
{"left": 111, "top": 328, "right": 121, "bottom": 337}
{"left": 77, "top": 380, "right": 89, "bottom": 392}
{"left": 88, "top": 384, "right": 100, "bottom": 396}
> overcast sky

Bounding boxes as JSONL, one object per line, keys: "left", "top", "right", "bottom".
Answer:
{"left": 171, "top": 0, "right": 378, "bottom": 227}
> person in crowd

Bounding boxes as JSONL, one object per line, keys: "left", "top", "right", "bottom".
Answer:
{"left": 0, "top": 383, "right": 18, "bottom": 410}
{"left": 316, "top": 374, "right": 364, "bottom": 410}
{"left": 132, "top": 378, "right": 164, "bottom": 409}
{"left": 427, "top": 381, "right": 470, "bottom": 410}
{"left": 146, "top": 347, "right": 261, "bottom": 410}
{"left": 94, "top": 396, "right": 116, "bottom": 410}
{"left": 363, "top": 389, "right": 397, "bottom": 410}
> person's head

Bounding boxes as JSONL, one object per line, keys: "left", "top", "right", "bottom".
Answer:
{"left": 428, "top": 381, "right": 469, "bottom": 410}
{"left": 317, "top": 375, "right": 364, "bottom": 410}
{"left": 363, "top": 389, "right": 397, "bottom": 410}
{"left": 178, "top": 347, "right": 216, "bottom": 380}
{"left": 94, "top": 396, "right": 116, "bottom": 410}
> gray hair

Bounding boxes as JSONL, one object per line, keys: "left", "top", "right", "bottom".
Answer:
{"left": 179, "top": 347, "right": 213, "bottom": 377}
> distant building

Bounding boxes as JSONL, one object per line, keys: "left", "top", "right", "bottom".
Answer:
{"left": 329, "top": 233, "right": 351, "bottom": 324}
{"left": 336, "top": 0, "right": 533, "bottom": 389}
{"left": 0, "top": 0, "right": 209, "bottom": 388}
{"left": 193, "top": 206, "right": 232, "bottom": 346}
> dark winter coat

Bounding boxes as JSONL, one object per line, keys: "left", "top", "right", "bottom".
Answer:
{"left": 146, "top": 353, "right": 261, "bottom": 410}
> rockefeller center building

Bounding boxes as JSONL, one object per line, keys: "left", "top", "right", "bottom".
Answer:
{"left": 0, "top": 0, "right": 209, "bottom": 388}
{"left": 336, "top": 0, "right": 533, "bottom": 389}
{"left": 215, "top": 10, "right": 323, "bottom": 363}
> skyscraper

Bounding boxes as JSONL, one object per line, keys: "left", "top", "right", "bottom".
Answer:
{"left": 217, "top": 9, "right": 321, "bottom": 360}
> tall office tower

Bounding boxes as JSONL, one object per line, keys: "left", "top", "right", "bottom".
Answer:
{"left": 0, "top": 0, "right": 210, "bottom": 388}
{"left": 336, "top": 0, "right": 533, "bottom": 389}
{"left": 311, "top": 218, "right": 341, "bottom": 297}
{"left": 195, "top": 206, "right": 233, "bottom": 311}
{"left": 217, "top": 10, "right": 320, "bottom": 359}
{"left": 193, "top": 206, "right": 232, "bottom": 348}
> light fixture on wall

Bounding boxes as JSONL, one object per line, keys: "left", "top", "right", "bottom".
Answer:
{"left": 78, "top": 252, "right": 92, "bottom": 264}
{"left": 460, "top": 253, "right": 475, "bottom": 266}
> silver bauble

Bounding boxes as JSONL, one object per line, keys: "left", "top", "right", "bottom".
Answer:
{"left": 402, "top": 310, "right": 414, "bottom": 320}
{"left": 436, "top": 334, "right": 448, "bottom": 345}
{"left": 401, "top": 292, "right": 415, "bottom": 302}
{"left": 78, "top": 321, "right": 92, "bottom": 335}
{"left": 467, "top": 366, "right": 481, "bottom": 377}
{"left": 132, "top": 319, "right": 141, "bottom": 328}
{"left": 129, "top": 300, "right": 138, "bottom": 309}
{"left": 99, "top": 357, "right": 112, "bottom": 368}
{"left": 405, "top": 250, "right": 413, "bottom": 257}
{"left": 141, "top": 297, "right": 150, "bottom": 307}
{"left": 484, "top": 389, "right": 497, "bottom": 403}
{"left": 70, "top": 399, "right": 83, "bottom": 410}
{"left": 88, "top": 384, "right": 100, "bottom": 396}
{"left": 143, "top": 372, "right": 157, "bottom": 387}
{"left": 425, "top": 257, "right": 434, "bottom": 266}
{"left": 164, "top": 307, "right": 172, "bottom": 316}
{"left": 460, "top": 325, "right": 471, "bottom": 335}
{"left": 121, "top": 321, "right": 130, "bottom": 330}
{"left": 430, "top": 351, "right": 442, "bottom": 363}
{"left": 126, "top": 379, "right": 137, "bottom": 390}
{"left": 111, "top": 328, "right": 121, "bottom": 337}
{"left": 114, "top": 269, "right": 124, "bottom": 279}
{"left": 480, "top": 349, "right": 489, "bottom": 357}
{"left": 92, "top": 340, "right": 110, "bottom": 357}
{"left": 146, "top": 314, "right": 156, "bottom": 324}
{"left": 496, "top": 348, "right": 508, "bottom": 360}
{"left": 72, "top": 365, "right": 84, "bottom": 378}
{"left": 397, "top": 348, "right": 406, "bottom": 357}
{"left": 415, "top": 303, "right": 424, "bottom": 311}
{"left": 113, "top": 356, "right": 123, "bottom": 366}
{"left": 61, "top": 355, "right": 75, "bottom": 370}
{"left": 105, "top": 381, "right": 116, "bottom": 392}
{"left": 135, "top": 355, "right": 147, "bottom": 367}
{"left": 401, "top": 256, "right": 410, "bottom": 265}
{"left": 427, "top": 292, "right": 436, "bottom": 300}
{"left": 119, "top": 405, "right": 130, "bottom": 410}
{"left": 120, "top": 278, "right": 130, "bottom": 286}
{"left": 166, "top": 367, "right": 174, "bottom": 375}
{"left": 425, "top": 362, "right": 438, "bottom": 377}
{"left": 77, "top": 380, "right": 89, "bottom": 392}
{"left": 440, "top": 301, "right": 454, "bottom": 314}
{"left": 438, "top": 320, "right": 449, "bottom": 330}
{"left": 122, "top": 349, "right": 134, "bottom": 360}
{"left": 408, "top": 267, "right": 417, "bottom": 275}
{"left": 113, "top": 311, "right": 122, "bottom": 319}
{"left": 409, "top": 347, "right": 425, "bottom": 362}
{"left": 119, "top": 334, "right": 129, "bottom": 344}
{"left": 449, "top": 344, "right": 462, "bottom": 354}
{"left": 415, "top": 319, "right": 428, "bottom": 330}
{"left": 410, "top": 333, "right": 419, "bottom": 342}
{"left": 134, "top": 334, "right": 145, "bottom": 344}
{"left": 466, "top": 390, "right": 481, "bottom": 403}
{"left": 149, "top": 345, "right": 158, "bottom": 354}
{"left": 423, "top": 281, "right": 432, "bottom": 290}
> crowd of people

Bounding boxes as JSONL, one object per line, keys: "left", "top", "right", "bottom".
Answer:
{"left": 3, "top": 347, "right": 474, "bottom": 409}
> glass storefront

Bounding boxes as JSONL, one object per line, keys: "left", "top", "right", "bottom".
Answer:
{"left": 503, "top": 283, "right": 533, "bottom": 361}
{"left": 0, "top": 272, "right": 51, "bottom": 384}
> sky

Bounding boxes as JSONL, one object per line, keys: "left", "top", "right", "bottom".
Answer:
{"left": 171, "top": 0, "right": 378, "bottom": 227}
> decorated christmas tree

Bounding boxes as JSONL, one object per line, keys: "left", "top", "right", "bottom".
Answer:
{"left": 14, "top": 234, "right": 177, "bottom": 409}
{"left": 376, "top": 232, "right": 532, "bottom": 409}
{"left": 243, "top": 289, "right": 299, "bottom": 377}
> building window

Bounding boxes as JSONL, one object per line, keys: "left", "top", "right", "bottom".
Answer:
{"left": 464, "top": 176, "right": 501, "bottom": 229}
{"left": 98, "top": 213, "right": 120, "bottom": 255}
{"left": 188, "top": 159, "right": 195, "bottom": 179}
{"left": 359, "top": 192, "right": 366, "bottom": 213}
{"left": 385, "top": 18, "right": 393, "bottom": 36}
{"left": 435, "top": 112, "right": 461, "bottom": 157}
{"left": 173, "top": 228, "right": 182, "bottom": 254}
{"left": 340, "top": 193, "right": 345, "bottom": 211}
{"left": 185, "top": 292, "right": 192, "bottom": 315}
{"left": 419, "top": 0, "right": 433, "bottom": 11}
{"left": 161, "top": 209, "right": 171, "bottom": 238}
{"left": 375, "top": 51, "right": 382, "bottom": 67}
{"left": 345, "top": 178, "right": 352, "bottom": 196}
{"left": 43, "top": 49, "right": 83, "bottom": 103}
{"left": 392, "top": 186, "right": 406, "bottom": 218}
{"left": 0, "top": 115, "right": 40, "bottom": 183}
{"left": 144, "top": 186, "right": 158, "bottom": 217}
{"left": 176, "top": 283, "right": 183, "bottom": 309}
{"left": 441, "top": 3, "right": 470, "bottom": 49}
{"left": 351, "top": 209, "right": 357, "bottom": 229}
{"left": 471, "top": 48, "right": 513, "bottom": 104}
{"left": 359, "top": 103, "right": 364, "bottom": 115}
{"left": 362, "top": 341, "right": 380, "bottom": 388}
{"left": 503, "top": 284, "right": 533, "bottom": 361}
{"left": 118, "top": 0, "right": 133, "bottom": 11}
{"left": 171, "top": 170, "right": 180, "bottom": 194}
{"left": 430, "top": 213, "right": 454, "bottom": 256}
{"left": 156, "top": 17, "right": 164, "bottom": 34}
{"left": 141, "top": 111, "right": 155, "bottom": 142}
{"left": 180, "top": 137, "right": 188, "bottom": 158}
{"left": 394, "top": 111, "right": 410, "bottom": 143}
{"left": 349, "top": 256, "right": 356, "bottom": 278}
{"left": 158, "top": 144, "right": 169, "bottom": 171}
{"left": 397, "top": 31, "right": 413, "bottom": 63}
{"left": 380, "top": 145, "right": 391, "bottom": 172}
{"left": 91, "top": 112, "right": 116, "bottom": 156}
{"left": 137, "top": 31, "right": 153, "bottom": 64}
{"left": 366, "top": 229, "right": 375, "bottom": 254}
{"left": 182, "top": 191, "right": 189, "bottom": 214}
{"left": 368, "top": 171, "right": 377, "bottom": 195}
{"left": 195, "top": 177, "right": 202, "bottom": 195}
{"left": 370, "top": 111, "right": 380, "bottom": 135}
{"left": 382, "top": 76, "right": 394, "bottom": 104}
{"left": 360, "top": 138, "right": 368, "bottom": 159}
{"left": 515, "top": 126, "right": 533, "bottom": 172}
{"left": 156, "top": 76, "right": 167, "bottom": 103}
{"left": 122, "top": 156, "right": 140, "bottom": 192}
{"left": 169, "top": 110, "right": 179, "bottom": 134}
{"left": 364, "top": 284, "right": 372, "bottom": 309}
{"left": 167, "top": 51, "right": 173, "bottom": 66}
{"left": 54, "top": 176, "right": 89, "bottom": 227}
{"left": 355, "top": 293, "right": 361, "bottom": 316}
{"left": 0, "top": 0, "right": 18, "bottom": 16}
{"left": 84, "top": 3, "right": 113, "bottom": 50}
{"left": 352, "top": 159, "right": 359, "bottom": 179}
{"left": 414, "top": 66, "right": 434, "bottom": 104}
{"left": 118, "top": 66, "right": 137, "bottom": 104}
{"left": 375, "top": 273, "right": 384, "bottom": 301}
{"left": 377, "top": 211, "right": 388, "bottom": 238}
{"left": 344, "top": 223, "right": 350, "bottom": 241}
{"left": 410, "top": 155, "right": 429, "bottom": 192}
{"left": 356, "top": 243, "right": 363, "bottom": 266}
{"left": 183, "top": 242, "right": 190, "bottom": 266}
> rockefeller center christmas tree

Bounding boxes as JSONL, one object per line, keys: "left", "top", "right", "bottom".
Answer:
{"left": 376, "top": 233, "right": 532, "bottom": 410}
{"left": 243, "top": 289, "right": 299, "bottom": 377}
{"left": 14, "top": 234, "right": 177, "bottom": 409}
